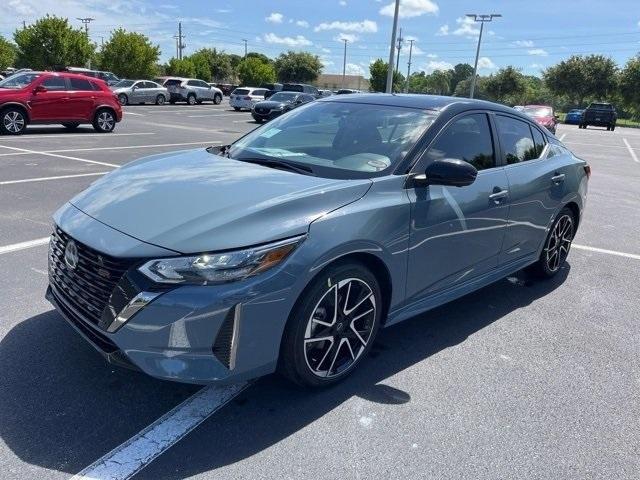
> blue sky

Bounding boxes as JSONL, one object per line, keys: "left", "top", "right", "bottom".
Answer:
{"left": 1, "top": 0, "right": 639, "bottom": 77}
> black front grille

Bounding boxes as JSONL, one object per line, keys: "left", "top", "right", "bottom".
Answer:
{"left": 49, "top": 226, "right": 134, "bottom": 329}
{"left": 255, "top": 107, "right": 269, "bottom": 114}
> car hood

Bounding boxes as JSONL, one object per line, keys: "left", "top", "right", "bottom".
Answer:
{"left": 69, "top": 149, "right": 371, "bottom": 254}
{"left": 533, "top": 116, "right": 554, "bottom": 124}
{"left": 254, "top": 100, "right": 289, "bottom": 109}
{"left": 111, "top": 87, "right": 130, "bottom": 93}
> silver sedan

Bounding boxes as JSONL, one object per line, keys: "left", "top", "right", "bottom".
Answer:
{"left": 111, "top": 80, "right": 169, "bottom": 106}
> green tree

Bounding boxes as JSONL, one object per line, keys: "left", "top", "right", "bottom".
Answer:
{"left": 237, "top": 57, "right": 276, "bottom": 86}
{"left": 99, "top": 29, "right": 160, "bottom": 78}
{"left": 274, "top": 51, "right": 322, "bottom": 83}
{"left": 581, "top": 54, "right": 617, "bottom": 100}
{"left": 484, "top": 66, "right": 526, "bottom": 104}
{"left": 165, "top": 57, "right": 196, "bottom": 78}
{"left": 369, "top": 59, "right": 403, "bottom": 92}
{"left": 13, "top": 15, "right": 94, "bottom": 69}
{"left": 619, "top": 55, "right": 640, "bottom": 117}
{"left": 544, "top": 55, "right": 617, "bottom": 106}
{"left": 0, "top": 36, "right": 17, "bottom": 70}
{"left": 454, "top": 76, "right": 489, "bottom": 100}
{"left": 449, "top": 63, "right": 473, "bottom": 95}
{"left": 425, "top": 70, "right": 451, "bottom": 95}
{"left": 188, "top": 48, "right": 234, "bottom": 82}
{"left": 246, "top": 52, "right": 272, "bottom": 65}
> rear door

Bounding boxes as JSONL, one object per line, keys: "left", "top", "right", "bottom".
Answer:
{"left": 406, "top": 112, "right": 510, "bottom": 301}
{"left": 66, "top": 77, "right": 98, "bottom": 120}
{"left": 29, "top": 75, "right": 70, "bottom": 121}
{"left": 494, "top": 114, "right": 566, "bottom": 264}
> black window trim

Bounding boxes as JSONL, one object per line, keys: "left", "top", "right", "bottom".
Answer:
{"left": 410, "top": 110, "right": 500, "bottom": 174}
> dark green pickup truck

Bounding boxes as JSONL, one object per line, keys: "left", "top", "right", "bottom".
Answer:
{"left": 579, "top": 102, "right": 617, "bottom": 131}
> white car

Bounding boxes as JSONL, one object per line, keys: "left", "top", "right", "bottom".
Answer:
{"left": 229, "top": 87, "right": 268, "bottom": 111}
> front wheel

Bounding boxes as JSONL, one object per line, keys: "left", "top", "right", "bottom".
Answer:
{"left": 0, "top": 108, "right": 27, "bottom": 135}
{"left": 611, "top": 124, "right": 616, "bottom": 131}
{"left": 528, "top": 207, "right": 575, "bottom": 278}
{"left": 279, "top": 262, "right": 382, "bottom": 387}
{"left": 93, "top": 109, "right": 116, "bottom": 133}
{"left": 233, "top": 107, "right": 241, "bottom": 111}
{"left": 155, "top": 95, "right": 166, "bottom": 105}
{"left": 187, "top": 94, "right": 197, "bottom": 105}
{"left": 213, "top": 93, "right": 222, "bottom": 105}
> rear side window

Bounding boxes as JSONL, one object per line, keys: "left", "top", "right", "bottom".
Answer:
{"left": 530, "top": 126, "right": 546, "bottom": 158}
{"left": 68, "top": 77, "right": 94, "bottom": 91}
{"left": 164, "top": 79, "right": 182, "bottom": 87}
{"left": 41, "top": 76, "right": 66, "bottom": 91}
{"left": 495, "top": 115, "right": 537, "bottom": 164}
{"left": 253, "top": 89, "right": 267, "bottom": 96}
{"left": 233, "top": 89, "right": 249, "bottom": 95}
{"left": 424, "top": 113, "right": 495, "bottom": 171}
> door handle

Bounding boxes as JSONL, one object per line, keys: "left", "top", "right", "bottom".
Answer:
{"left": 489, "top": 189, "right": 509, "bottom": 203}
{"left": 551, "top": 173, "right": 566, "bottom": 184}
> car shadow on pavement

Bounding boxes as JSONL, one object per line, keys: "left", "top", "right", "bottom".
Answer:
{"left": 0, "top": 265, "right": 569, "bottom": 476}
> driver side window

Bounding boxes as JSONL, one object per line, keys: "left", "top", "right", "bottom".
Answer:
{"left": 423, "top": 113, "right": 495, "bottom": 171}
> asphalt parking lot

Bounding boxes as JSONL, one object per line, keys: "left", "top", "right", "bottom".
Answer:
{"left": 0, "top": 107, "right": 638, "bottom": 480}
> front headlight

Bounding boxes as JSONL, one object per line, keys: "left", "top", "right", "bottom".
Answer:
{"left": 138, "top": 235, "right": 304, "bottom": 285}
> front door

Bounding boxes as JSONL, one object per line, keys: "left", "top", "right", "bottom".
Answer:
{"left": 29, "top": 76, "right": 71, "bottom": 121}
{"left": 406, "top": 112, "right": 510, "bottom": 303}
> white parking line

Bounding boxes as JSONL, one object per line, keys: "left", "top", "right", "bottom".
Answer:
{"left": 0, "top": 141, "right": 222, "bottom": 157}
{"left": 0, "top": 132, "right": 154, "bottom": 140}
{"left": 622, "top": 138, "right": 639, "bottom": 163}
{"left": 0, "top": 145, "right": 119, "bottom": 168}
{"left": 141, "top": 122, "right": 232, "bottom": 134}
{"left": 559, "top": 133, "right": 566, "bottom": 141}
{"left": 124, "top": 112, "right": 146, "bottom": 117}
{"left": 573, "top": 243, "right": 640, "bottom": 260}
{"left": 563, "top": 141, "right": 627, "bottom": 149}
{"left": 187, "top": 113, "right": 245, "bottom": 118}
{"left": 0, "top": 172, "right": 108, "bottom": 185}
{"left": 71, "top": 383, "right": 248, "bottom": 480}
{"left": 0, "top": 237, "right": 49, "bottom": 255}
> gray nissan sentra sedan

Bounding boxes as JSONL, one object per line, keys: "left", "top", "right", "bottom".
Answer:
{"left": 47, "top": 94, "right": 589, "bottom": 387}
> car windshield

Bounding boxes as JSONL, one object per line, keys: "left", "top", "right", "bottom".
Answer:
{"left": 524, "top": 106, "right": 553, "bottom": 117}
{"left": 227, "top": 101, "right": 437, "bottom": 179}
{"left": 233, "top": 88, "right": 250, "bottom": 95}
{"left": 0, "top": 72, "right": 41, "bottom": 89}
{"left": 268, "top": 92, "right": 298, "bottom": 102}
{"left": 114, "top": 80, "right": 135, "bottom": 88}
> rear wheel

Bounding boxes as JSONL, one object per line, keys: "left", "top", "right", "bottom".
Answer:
{"left": 233, "top": 107, "right": 240, "bottom": 111}
{"left": 279, "top": 261, "right": 382, "bottom": 387}
{"left": 0, "top": 108, "right": 27, "bottom": 135}
{"left": 117, "top": 94, "right": 128, "bottom": 106}
{"left": 155, "top": 95, "right": 166, "bottom": 105}
{"left": 528, "top": 207, "right": 575, "bottom": 279}
{"left": 611, "top": 124, "right": 616, "bottom": 131}
{"left": 187, "top": 94, "right": 196, "bottom": 105}
{"left": 92, "top": 109, "right": 116, "bottom": 133}
{"left": 213, "top": 93, "right": 222, "bottom": 105}
{"left": 62, "top": 122, "right": 80, "bottom": 130}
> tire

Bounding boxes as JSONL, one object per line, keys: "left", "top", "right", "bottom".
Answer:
{"left": 606, "top": 126, "right": 610, "bottom": 131}
{"left": 233, "top": 107, "right": 241, "bottom": 111}
{"left": 611, "top": 124, "right": 616, "bottom": 131}
{"left": 62, "top": 122, "right": 80, "bottom": 130}
{"left": 196, "top": 100, "right": 203, "bottom": 104}
{"left": 279, "top": 261, "right": 383, "bottom": 388}
{"left": 528, "top": 207, "right": 576, "bottom": 279}
{"left": 169, "top": 100, "right": 176, "bottom": 104}
{"left": 155, "top": 95, "right": 166, "bottom": 105}
{"left": 92, "top": 109, "right": 116, "bottom": 133}
{"left": 117, "top": 94, "right": 128, "bottom": 106}
{"left": 0, "top": 107, "right": 27, "bottom": 135}
{"left": 187, "top": 94, "right": 196, "bottom": 105}
{"left": 213, "top": 93, "right": 222, "bottom": 105}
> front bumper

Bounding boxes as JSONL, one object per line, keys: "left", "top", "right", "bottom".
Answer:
{"left": 251, "top": 109, "right": 283, "bottom": 121}
{"left": 47, "top": 205, "right": 301, "bottom": 384}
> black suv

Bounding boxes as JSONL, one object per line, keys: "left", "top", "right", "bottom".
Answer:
{"left": 282, "top": 83, "right": 320, "bottom": 96}
{"left": 251, "top": 91, "right": 315, "bottom": 122}
{"left": 261, "top": 82, "right": 283, "bottom": 99}
{"left": 580, "top": 103, "right": 617, "bottom": 131}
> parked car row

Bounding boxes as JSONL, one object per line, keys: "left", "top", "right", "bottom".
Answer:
{"left": 518, "top": 101, "right": 617, "bottom": 134}
{"left": 0, "top": 71, "right": 122, "bottom": 135}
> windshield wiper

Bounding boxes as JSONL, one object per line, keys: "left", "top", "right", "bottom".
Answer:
{"left": 236, "top": 157, "right": 316, "bottom": 176}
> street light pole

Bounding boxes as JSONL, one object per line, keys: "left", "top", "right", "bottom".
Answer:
{"left": 341, "top": 38, "right": 348, "bottom": 89}
{"left": 394, "top": 27, "right": 403, "bottom": 74}
{"left": 467, "top": 13, "right": 501, "bottom": 99}
{"left": 242, "top": 39, "right": 248, "bottom": 57}
{"left": 405, "top": 39, "right": 414, "bottom": 93}
{"left": 385, "top": 0, "right": 400, "bottom": 93}
{"left": 77, "top": 17, "right": 95, "bottom": 68}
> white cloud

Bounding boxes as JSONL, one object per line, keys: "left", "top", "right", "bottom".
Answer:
{"left": 321, "top": 58, "right": 335, "bottom": 67}
{"left": 529, "top": 63, "right": 544, "bottom": 69}
{"left": 321, "top": 47, "right": 331, "bottom": 53}
{"left": 344, "top": 63, "right": 365, "bottom": 75}
{"left": 513, "top": 40, "right": 534, "bottom": 47}
{"left": 380, "top": 0, "right": 439, "bottom": 18}
{"left": 453, "top": 17, "right": 480, "bottom": 36}
{"left": 477, "top": 57, "right": 496, "bottom": 69}
{"left": 265, "top": 12, "right": 284, "bottom": 24}
{"left": 334, "top": 33, "right": 358, "bottom": 43}
{"left": 296, "top": 20, "right": 309, "bottom": 28}
{"left": 424, "top": 60, "right": 453, "bottom": 73}
{"left": 339, "top": 0, "right": 347, "bottom": 5}
{"left": 314, "top": 19, "right": 378, "bottom": 33}
{"left": 263, "top": 33, "right": 312, "bottom": 47}
{"left": 426, "top": 53, "right": 438, "bottom": 58}
{"left": 436, "top": 25, "right": 449, "bottom": 36}
{"left": 528, "top": 48, "right": 548, "bottom": 56}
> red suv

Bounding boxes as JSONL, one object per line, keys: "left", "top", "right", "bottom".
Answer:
{"left": 0, "top": 71, "right": 122, "bottom": 135}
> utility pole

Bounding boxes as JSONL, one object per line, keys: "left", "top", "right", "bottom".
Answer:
{"left": 405, "top": 39, "right": 414, "bottom": 93}
{"left": 467, "top": 13, "right": 501, "bottom": 98}
{"left": 385, "top": 0, "right": 400, "bottom": 93}
{"left": 242, "top": 39, "right": 248, "bottom": 57}
{"left": 395, "top": 27, "right": 403, "bottom": 74}
{"left": 77, "top": 18, "right": 94, "bottom": 68}
{"left": 176, "top": 22, "right": 186, "bottom": 60}
{"left": 341, "top": 38, "right": 348, "bottom": 89}
{"left": 22, "top": 20, "right": 26, "bottom": 29}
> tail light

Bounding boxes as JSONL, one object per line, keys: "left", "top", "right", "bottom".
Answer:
{"left": 584, "top": 165, "right": 591, "bottom": 179}
{"left": 243, "top": 96, "right": 251, "bottom": 100}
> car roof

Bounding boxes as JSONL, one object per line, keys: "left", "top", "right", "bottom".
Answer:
{"left": 318, "top": 93, "right": 532, "bottom": 115}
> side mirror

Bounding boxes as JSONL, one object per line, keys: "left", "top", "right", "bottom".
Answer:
{"left": 413, "top": 158, "right": 477, "bottom": 188}
{"left": 33, "top": 85, "right": 47, "bottom": 94}
{"left": 131, "top": 85, "right": 137, "bottom": 90}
